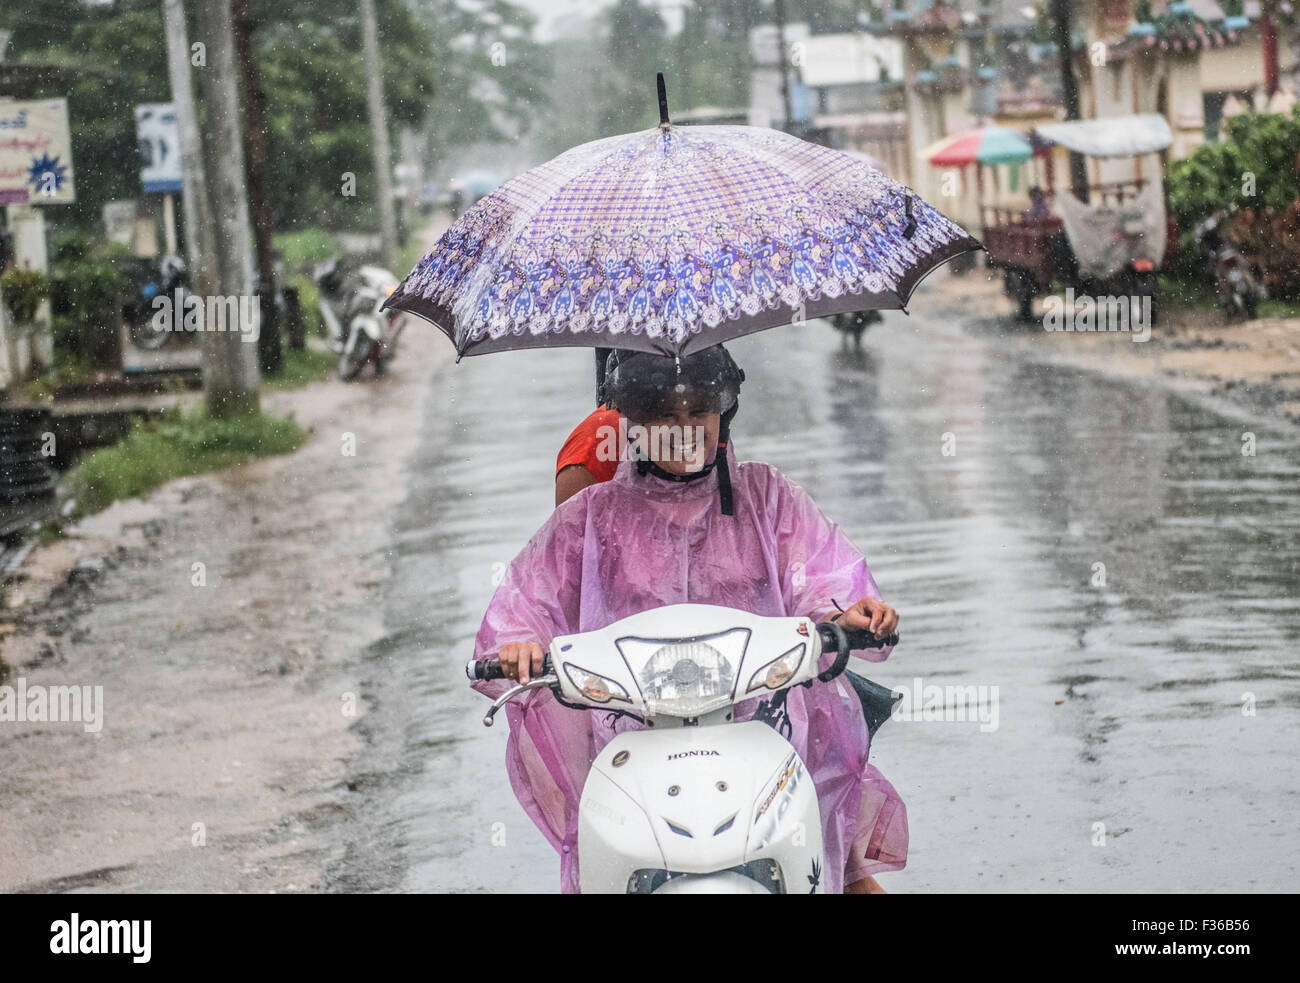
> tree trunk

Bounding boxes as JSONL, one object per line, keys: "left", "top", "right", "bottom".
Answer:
{"left": 194, "top": 0, "right": 260, "bottom": 418}
{"left": 232, "top": 0, "right": 281, "bottom": 375}
{"left": 361, "top": 0, "right": 398, "bottom": 270}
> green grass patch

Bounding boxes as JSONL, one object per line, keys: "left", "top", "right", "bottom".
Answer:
{"left": 1258, "top": 298, "right": 1300, "bottom": 319}
{"left": 274, "top": 227, "right": 337, "bottom": 340}
{"left": 1157, "top": 273, "right": 1220, "bottom": 311}
{"left": 293, "top": 276, "right": 327, "bottom": 339}
{"left": 274, "top": 227, "right": 341, "bottom": 274}
{"left": 397, "top": 235, "right": 427, "bottom": 279}
{"left": 63, "top": 410, "right": 308, "bottom": 517}
{"left": 264, "top": 343, "right": 334, "bottom": 390}
{"left": 1159, "top": 274, "right": 1300, "bottom": 320}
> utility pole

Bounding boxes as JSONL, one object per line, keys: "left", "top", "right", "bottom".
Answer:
{"left": 162, "top": 0, "right": 215, "bottom": 297}
{"left": 1050, "top": 0, "right": 1089, "bottom": 202}
{"left": 1261, "top": 1, "right": 1280, "bottom": 97}
{"left": 232, "top": 0, "right": 281, "bottom": 375}
{"left": 194, "top": 0, "right": 260, "bottom": 418}
{"left": 361, "top": 0, "right": 398, "bottom": 270}
{"left": 773, "top": 0, "right": 793, "bottom": 132}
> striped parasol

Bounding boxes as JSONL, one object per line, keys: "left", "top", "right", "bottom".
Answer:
{"left": 922, "top": 126, "right": 1034, "bottom": 168}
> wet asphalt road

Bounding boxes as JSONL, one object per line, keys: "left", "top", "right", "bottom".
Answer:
{"left": 331, "top": 282, "right": 1300, "bottom": 893}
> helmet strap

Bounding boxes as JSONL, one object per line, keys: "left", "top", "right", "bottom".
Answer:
{"left": 716, "top": 401, "right": 738, "bottom": 516}
{"left": 632, "top": 435, "right": 716, "bottom": 483}
{"left": 628, "top": 401, "right": 738, "bottom": 516}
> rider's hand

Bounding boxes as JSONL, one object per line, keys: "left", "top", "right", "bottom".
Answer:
{"left": 832, "top": 597, "right": 899, "bottom": 638}
{"left": 500, "top": 641, "right": 546, "bottom": 684}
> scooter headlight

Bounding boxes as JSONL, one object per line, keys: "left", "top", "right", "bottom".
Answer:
{"left": 563, "top": 663, "right": 630, "bottom": 704}
{"left": 616, "top": 630, "right": 748, "bottom": 717}
{"left": 746, "top": 644, "right": 806, "bottom": 694}
{"left": 638, "top": 641, "right": 734, "bottom": 716}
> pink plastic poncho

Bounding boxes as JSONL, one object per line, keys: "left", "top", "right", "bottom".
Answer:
{"left": 471, "top": 444, "right": 908, "bottom": 893}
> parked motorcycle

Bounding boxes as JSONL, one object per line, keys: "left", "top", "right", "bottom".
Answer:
{"left": 468, "top": 602, "right": 899, "bottom": 894}
{"left": 313, "top": 259, "right": 406, "bottom": 380}
{"left": 125, "top": 254, "right": 188, "bottom": 351}
{"left": 1195, "top": 212, "right": 1262, "bottom": 321}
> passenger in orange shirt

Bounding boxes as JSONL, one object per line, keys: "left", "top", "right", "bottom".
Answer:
{"left": 555, "top": 404, "right": 621, "bottom": 505}
{"left": 555, "top": 348, "right": 621, "bottom": 506}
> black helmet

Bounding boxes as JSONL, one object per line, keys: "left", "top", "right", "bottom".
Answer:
{"left": 603, "top": 346, "right": 744, "bottom": 422}
{"left": 602, "top": 346, "right": 746, "bottom": 517}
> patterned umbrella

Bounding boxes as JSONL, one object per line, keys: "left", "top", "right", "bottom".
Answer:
{"left": 923, "top": 126, "right": 1034, "bottom": 168}
{"left": 842, "top": 148, "right": 891, "bottom": 175}
{"left": 386, "top": 80, "right": 980, "bottom": 357}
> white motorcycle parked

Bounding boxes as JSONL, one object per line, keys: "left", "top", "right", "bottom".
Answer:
{"left": 467, "top": 603, "right": 898, "bottom": 894}
{"left": 314, "top": 259, "right": 407, "bottom": 380}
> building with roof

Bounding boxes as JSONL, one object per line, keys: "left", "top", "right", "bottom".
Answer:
{"left": 749, "top": 24, "right": 910, "bottom": 177}
{"left": 865, "top": 0, "right": 1298, "bottom": 225}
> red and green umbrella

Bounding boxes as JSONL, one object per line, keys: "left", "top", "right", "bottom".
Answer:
{"left": 923, "top": 126, "right": 1034, "bottom": 168}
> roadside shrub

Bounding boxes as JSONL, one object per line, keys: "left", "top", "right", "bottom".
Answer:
{"left": 1167, "top": 108, "right": 1300, "bottom": 297}
{"left": 48, "top": 230, "right": 130, "bottom": 369}
{"left": 1, "top": 268, "right": 52, "bottom": 323}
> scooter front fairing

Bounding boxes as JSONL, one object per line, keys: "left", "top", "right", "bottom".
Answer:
{"left": 579, "top": 720, "right": 823, "bottom": 894}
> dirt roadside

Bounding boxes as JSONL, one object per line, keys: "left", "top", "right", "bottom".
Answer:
{"left": 934, "top": 267, "right": 1300, "bottom": 425}
{"left": 0, "top": 334, "right": 447, "bottom": 893}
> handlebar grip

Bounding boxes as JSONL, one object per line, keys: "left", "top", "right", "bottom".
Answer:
{"left": 465, "top": 655, "right": 554, "bottom": 682}
{"left": 815, "top": 623, "right": 899, "bottom": 684}
{"left": 842, "top": 627, "right": 899, "bottom": 650}
{"left": 466, "top": 659, "right": 506, "bottom": 681}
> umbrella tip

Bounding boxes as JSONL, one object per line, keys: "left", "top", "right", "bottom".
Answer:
{"left": 657, "top": 72, "right": 670, "bottom": 127}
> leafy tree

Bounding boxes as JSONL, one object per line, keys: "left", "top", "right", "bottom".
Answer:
{"left": 1167, "top": 108, "right": 1300, "bottom": 296}
{"left": 600, "top": 0, "right": 672, "bottom": 134}
{"left": 0, "top": 0, "right": 438, "bottom": 232}
{"left": 407, "top": 0, "right": 551, "bottom": 171}
{"left": 672, "top": 0, "right": 762, "bottom": 114}
{"left": 0, "top": 0, "right": 171, "bottom": 229}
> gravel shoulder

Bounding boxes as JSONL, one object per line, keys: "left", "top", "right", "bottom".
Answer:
{"left": 0, "top": 335, "right": 446, "bottom": 893}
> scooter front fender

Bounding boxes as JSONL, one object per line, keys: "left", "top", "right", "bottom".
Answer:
{"left": 578, "top": 721, "right": 825, "bottom": 894}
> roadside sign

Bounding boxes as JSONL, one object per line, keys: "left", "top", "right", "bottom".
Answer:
{"left": 136, "top": 103, "right": 183, "bottom": 193}
{"left": 0, "top": 98, "right": 76, "bottom": 205}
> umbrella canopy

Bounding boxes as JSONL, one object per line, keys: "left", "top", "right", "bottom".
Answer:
{"left": 923, "top": 126, "right": 1034, "bottom": 168}
{"left": 386, "top": 117, "right": 978, "bottom": 357}
{"left": 841, "top": 148, "right": 890, "bottom": 175}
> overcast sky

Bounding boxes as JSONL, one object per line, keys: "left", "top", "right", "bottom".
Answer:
{"left": 518, "top": 0, "right": 688, "bottom": 42}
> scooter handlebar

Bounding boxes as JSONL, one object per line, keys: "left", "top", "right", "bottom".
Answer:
{"left": 466, "top": 626, "right": 897, "bottom": 686}
{"left": 842, "top": 626, "right": 899, "bottom": 651}
{"left": 466, "top": 656, "right": 553, "bottom": 681}
{"left": 815, "top": 622, "right": 898, "bottom": 683}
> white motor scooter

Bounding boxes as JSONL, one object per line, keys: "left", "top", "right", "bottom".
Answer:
{"left": 467, "top": 603, "right": 897, "bottom": 894}
{"left": 314, "top": 259, "right": 407, "bottom": 380}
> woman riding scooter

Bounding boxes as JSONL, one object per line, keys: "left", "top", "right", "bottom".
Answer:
{"left": 473, "top": 345, "right": 907, "bottom": 894}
